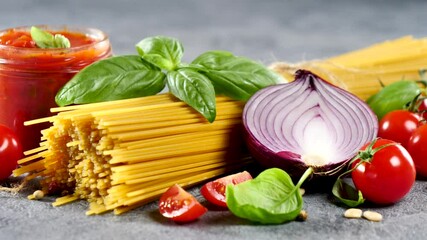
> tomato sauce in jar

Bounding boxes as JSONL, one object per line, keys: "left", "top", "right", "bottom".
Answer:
{"left": 0, "top": 26, "right": 112, "bottom": 151}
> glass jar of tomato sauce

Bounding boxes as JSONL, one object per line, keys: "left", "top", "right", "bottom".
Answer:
{"left": 0, "top": 26, "right": 112, "bottom": 151}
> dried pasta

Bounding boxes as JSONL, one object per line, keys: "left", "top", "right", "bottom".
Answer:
{"left": 271, "top": 36, "right": 427, "bottom": 100}
{"left": 14, "top": 94, "right": 250, "bottom": 215}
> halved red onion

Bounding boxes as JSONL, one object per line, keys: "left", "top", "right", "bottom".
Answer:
{"left": 243, "top": 70, "right": 378, "bottom": 177}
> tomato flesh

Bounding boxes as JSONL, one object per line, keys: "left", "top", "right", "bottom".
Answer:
{"left": 159, "top": 184, "right": 207, "bottom": 222}
{"left": 200, "top": 171, "right": 252, "bottom": 207}
{"left": 378, "top": 110, "right": 421, "bottom": 148}
{"left": 0, "top": 124, "right": 23, "bottom": 181}
{"left": 407, "top": 124, "right": 427, "bottom": 177}
{"left": 351, "top": 139, "right": 416, "bottom": 205}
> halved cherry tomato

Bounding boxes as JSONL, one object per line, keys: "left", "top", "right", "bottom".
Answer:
{"left": 351, "top": 139, "right": 416, "bottom": 205}
{"left": 200, "top": 171, "right": 252, "bottom": 207}
{"left": 407, "top": 124, "right": 427, "bottom": 177}
{"left": 378, "top": 110, "right": 421, "bottom": 148}
{"left": 159, "top": 184, "right": 207, "bottom": 222}
{"left": 0, "top": 124, "right": 23, "bottom": 181}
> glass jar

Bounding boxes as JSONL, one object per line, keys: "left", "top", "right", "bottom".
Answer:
{"left": 0, "top": 26, "right": 112, "bottom": 151}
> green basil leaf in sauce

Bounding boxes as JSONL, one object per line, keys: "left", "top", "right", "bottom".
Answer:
{"left": 30, "top": 26, "right": 71, "bottom": 49}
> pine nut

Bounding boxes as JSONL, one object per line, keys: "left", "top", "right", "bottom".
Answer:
{"left": 33, "top": 190, "right": 44, "bottom": 200}
{"left": 363, "top": 210, "right": 383, "bottom": 222}
{"left": 344, "top": 208, "right": 363, "bottom": 219}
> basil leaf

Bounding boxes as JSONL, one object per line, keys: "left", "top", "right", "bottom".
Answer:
{"left": 30, "top": 26, "right": 70, "bottom": 49}
{"left": 55, "top": 55, "right": 166, "bottom": 106}
{"left": 192, "top": 51, "right": 282, "bottom": 101}
{"left": 367, "top": 80, "right": 421, "bottom": 120}
{"left": 226, "top": 168, "right": 303, "bottom": 224}
{"left": 167, "top": 69, "right": 216, "bottom": 122}
{"left": 332, "top": 178, "right": 365, "bottom": 207}
{"left": 136, "top": 36, "right": 183, "bottom": 71}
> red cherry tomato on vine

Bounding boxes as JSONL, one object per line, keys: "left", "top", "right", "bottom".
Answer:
{"left": 0, "top": 124, "right": 23, "bottom": 181}
{"left": 159, "top": 184, "right": 207, "bottom": 222}
{"left": 406, "top": 124, "right": 427, "bottom": 177}
{"left": 351, "top": 139, "right": 416, "bottom": 205}
{"left": 200, "top": 171, "right": 252, "bottom": 207}
{"left": 417, "top": 99, "right": 427, "bottom": 120}
{"left": 378, "top": 110, "right": 421, "bottom": 148}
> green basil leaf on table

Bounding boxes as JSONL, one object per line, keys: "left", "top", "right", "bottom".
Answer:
{"left": 332, "top": 178, "right": 365, "bottom": 207}
{"left": 367, "top": 80, "right": 421, "bottom": 120}
{"left": 55, "top": 55, "right": 166, "bottom": 106}
{"left": 192, "top": 51, "right": 282, "bottom": 101}
{"left": 30, "top": 26, "right": 71, "bottom": 49}
{"left": 225, "top": 168, "right": 303, "bottom": 224}
{"left": 136, "top": 36, "right": 184, "bottom": 71}
{"left": 167, "top": 68, "right": 216, "bottom": 122}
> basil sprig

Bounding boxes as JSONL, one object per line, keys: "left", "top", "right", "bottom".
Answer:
{"left": 55, "top": 36, "right": 282, "bottom": 122}
{"left": 226, "top": 168, "right": 313, "bottom": 224}
{"left": 30, "top": 26, "right": 71, "bottom": 49}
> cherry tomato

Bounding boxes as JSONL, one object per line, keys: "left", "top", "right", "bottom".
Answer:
{"left": 200, "top": 171, "right": 252, "bottom": 207}
{"left": 159, "top": 184, "right": 207, "bottom": 222}
{"left": 417, "top": 99, "right": 427, "bottom": 120}
{"left": 351, "top": 139, "right": 416, "bottom": 205}
{"left": 0, "top": 124, "right": 23, "bottom": 181}
{"left": 406, "top": 124, "right": 427, "bottom": 177}
{"left": 378, "top": 110, "right": 421, "bottom": 148}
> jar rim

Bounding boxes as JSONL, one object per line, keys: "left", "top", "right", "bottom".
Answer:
{"left": 0, "top": 25, "right": 110, "bottom": 53}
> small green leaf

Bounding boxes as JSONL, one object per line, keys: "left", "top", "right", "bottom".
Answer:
{"left": 136, "top": 36, "right": 183, "bottom": 71}
{"left": 332, "top": 178, "right": 365, "bottom": 207}
{"left": 55, "top": 55, "right": 166, "bottom": 106}
{"left": 167, "top": 69, "right": 216, "bottom": 122}
{"left": 367, "top": 80, "right": 421, "bottom": 120}
{"left": 192, "top": 51, "right": 282, "bottom": 101}
{"left": 31, "top": 26, "right": 70, "bottom": 49}
{"left": 226, "top": 168, "right": 303, "bottom": 224}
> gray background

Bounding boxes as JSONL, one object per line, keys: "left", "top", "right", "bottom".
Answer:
{"left": 1, "top": 0, "right": 427, "bottom": 239}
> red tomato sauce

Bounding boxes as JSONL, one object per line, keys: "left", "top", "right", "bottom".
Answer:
{"left": 0, "top": 26, "right": 112, "bottom": 151}
{"left": 0, "top": 29, "right": 96, "bottom": 48}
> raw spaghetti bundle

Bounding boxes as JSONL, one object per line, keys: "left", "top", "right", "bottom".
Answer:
{"left": 13, "top": 94, "right": 250, "bottom": 215}
{"left": 270, "top": 36, "right": 427, "bottom": 100}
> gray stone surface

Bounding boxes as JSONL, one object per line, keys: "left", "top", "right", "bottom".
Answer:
{"left": 1, "top": 0, "right": 427, "bottom": 239}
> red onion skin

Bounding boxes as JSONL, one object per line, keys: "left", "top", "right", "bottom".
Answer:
{"left": 243, "top": 70, "right": 378, "bottom": 179}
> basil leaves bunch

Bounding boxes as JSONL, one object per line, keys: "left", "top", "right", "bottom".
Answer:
{"left": 55, "top": 36, "right": 282, "bottom": 122}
